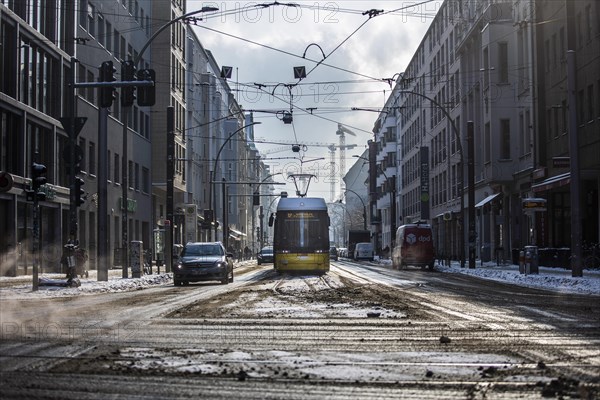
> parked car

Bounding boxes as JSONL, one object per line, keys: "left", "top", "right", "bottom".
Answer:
{"left": 257, "top": 246, "right": 274, "bottom": 265}
{"left": 329, "top": 246, "right": 338, "bottom": 261}
{"left": 173, "top": 242, "right": 234, "bottom": 286}
{"left": 392, "top": 223, "right": 435, "bottom": 269}
{"left": 354, "top": 242, "right": 374, "bottom": 261}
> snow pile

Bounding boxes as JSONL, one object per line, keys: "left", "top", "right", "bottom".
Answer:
{"left": 0, "top": 272, "right": 172, "bottom": 299}
{"left": 435, "top": 262, "right": 600, "bottom": 295}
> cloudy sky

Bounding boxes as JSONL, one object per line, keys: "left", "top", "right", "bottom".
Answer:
{"left": 189, "top": 1, "right": 437, "bottom": 199}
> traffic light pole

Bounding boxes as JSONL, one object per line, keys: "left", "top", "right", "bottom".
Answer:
{"left": 31, "top": 153, "right": 40, "bottom": 291}
{"left": 68, "top": 57, "right": 79, "bottom": 284}
{"left": 97, "top": 106, "right": 109, "bottom": 281}
{"left": 121, "top": 105, "right": 129, "bottom": 278}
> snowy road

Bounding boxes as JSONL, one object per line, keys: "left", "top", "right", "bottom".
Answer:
{"left": 1, "top": 261, "right": 599, "bottom": 399}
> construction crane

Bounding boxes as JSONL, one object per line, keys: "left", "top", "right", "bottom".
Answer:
{"left": 336, "top": 124, "right": 357, "bottom": 198}
{"left": 255, "top": 137, "right": 356, "bottom": 201}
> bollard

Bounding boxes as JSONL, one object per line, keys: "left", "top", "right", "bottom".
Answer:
{"left": 524, "top": 245, "right": 539, "bottom": 274}
{"left": 519, "top": 250, "right": 525, "bottom": 274}
{"left": 130, "top": 241, "right": 144, "bottom": 278}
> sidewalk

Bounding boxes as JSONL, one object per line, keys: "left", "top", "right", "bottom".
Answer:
{"left": 378, "top": 258, "right": 600, "bottom": 296}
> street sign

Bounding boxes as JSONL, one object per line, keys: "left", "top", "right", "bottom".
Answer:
{"left": 552, "top": 157, "right": 570, "bottom": 168}
{"left": 59, "top": 117, "right": 88, "bottom": 138}
{"left": 522, "top": 198, "right": 547, "bottom": 212}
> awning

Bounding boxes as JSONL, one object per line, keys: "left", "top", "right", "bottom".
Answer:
{"left": 475, "top": 193, "right": 500, "bottom": 208}
{"left": 532, "top": 172, "right": 570, "bottom": 193}
{"left": 229, "top": 228, "right": 247, "bottom": 237}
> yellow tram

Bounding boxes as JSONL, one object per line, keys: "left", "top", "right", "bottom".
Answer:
{"left": 269, "top": 197, "right": 330, "bottom": 274}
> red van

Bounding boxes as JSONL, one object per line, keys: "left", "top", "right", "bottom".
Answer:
{"left": 392, "top": 223, "right": 435, "bottom": 269}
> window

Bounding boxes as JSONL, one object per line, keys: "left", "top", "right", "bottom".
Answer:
{"left": 88, "top": 141, "right": 96, "bottom": 175}
{"left": 500, "top": 119, "right": 510, "bottom": 159}
{"left": 128, "top": 160, "right": 133, "bottom": 188}
{"left": 78, "top": 138, "right": 86, "bottom": 172}
{"left": 498, "top": 42, "right": 508, "bottom": 83}
{"left": 98, "top": 13, "right": 105, "bottom": 47}
{"left": 114, "top": 153, "right": 120, "bottom": 183}
{"left": 87, "top": 3, "right": 95, "bottom": 37}
{"left": 484, "top": 123, "right": 490, "bottom": 163}
{"left": 79, "top": 0, "right": 87, "bottom": 28}
{"left": 552, "top": 33, "right": 557, "bottom": 68}
{"left": 105, "top": 21, "right": 112, "bottom": 52}
{"left": 587, "top": 84, "right": 594, "bottom": 122}
{"left": 86, "top": 70, "right": 94, "bottom": 102}
{"left": 113, "top": 29, "right": 120, "bottom": 59}
{"left": 578, "top": 90, "right": 585, "bottom": 124}
{"left": 142, "top": 167, "right": 149, "bottom": 193}
{"left": 134, "top": 163, "right": 139, "bottom": 190}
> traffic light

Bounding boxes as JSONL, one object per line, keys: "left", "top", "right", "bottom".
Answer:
{"left": 253, "top": 192, "right": 260, "bottom": 206}
{"left": 31, "top": 162, "right": 47, "bottom": 201}
{"left": 136, "top": 69, "right": 156, "bottom": 107}
{"left": 99, "top": 61, "right": 116, "bottom": 108}
{"left": 75, "top": 176, "right": 86, "bottom": 206}
{"left": 121, "top": 60, "right": 136, "bottom": 107}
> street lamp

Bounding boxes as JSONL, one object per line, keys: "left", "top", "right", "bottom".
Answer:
{"left": 210, "top": 121, "right": 261, "bottom": 242}
{"left": 343, "top": 188, "right": 367, "bottom": 230}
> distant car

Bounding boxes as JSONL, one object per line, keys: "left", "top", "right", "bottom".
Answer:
{"left": 354, "top": 242, "right": 374, "bottom": 261}
{"left": 257, "top": 246, "right": 274, "bottom": 265}
{"left": 174, "top": 242, "right": 234, "bottom": 286}
{"left": 329, "top": 246, "right": 338, "bottom": 261}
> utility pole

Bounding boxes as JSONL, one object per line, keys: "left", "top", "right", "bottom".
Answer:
{"left": 467, "top": 121, "right": 476, "bottom": 269}
{"left": 166, "top": 106, "right": 175, "bottom": 273}
{"left": 567, "top": 50, "right": 582, "bottom": 277}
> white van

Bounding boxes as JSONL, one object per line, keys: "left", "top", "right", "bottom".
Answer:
{"left": 354, "top": 242, "right": 374, "bottom": 261}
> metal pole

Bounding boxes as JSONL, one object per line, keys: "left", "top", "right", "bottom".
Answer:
{"left": 166, "top": 106, "right": 175, "bottom": 273}
{"left": 222, "top": 178, "right": 228, "bottom": 249}
{"left": 67, "top": 57, "right": 79, "bottom": 285}
{"left": 567, "top": 50, "right": 582, "bottom": 277}
{"left": 121, "top": 106, "right": 129, "bottom": 278}
{"left": 467, "top": 121, "right": 476, "bottom": 269}
{"left": 97, "top": 106, "right": 109, "bottom": 280}
{"left": 32, "top": 152, "right": 39, "bottom": 291}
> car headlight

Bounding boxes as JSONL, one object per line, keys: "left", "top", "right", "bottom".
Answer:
{"left": 214, "top": 261, "right": 227, "bottom": 268}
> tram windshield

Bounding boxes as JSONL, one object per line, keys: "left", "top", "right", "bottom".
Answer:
{"left": 274, "top": 211, "right": 329, "bottom": 252}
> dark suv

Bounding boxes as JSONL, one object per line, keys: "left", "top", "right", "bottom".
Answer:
{"left": 329, "top": 246, "right": 338, "bottom": 261}
{"left": 257, "top": 246, "right": 274, "bottom": 265}
{"left": 174, "top": 242, "right": 234, "bottom": 286}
